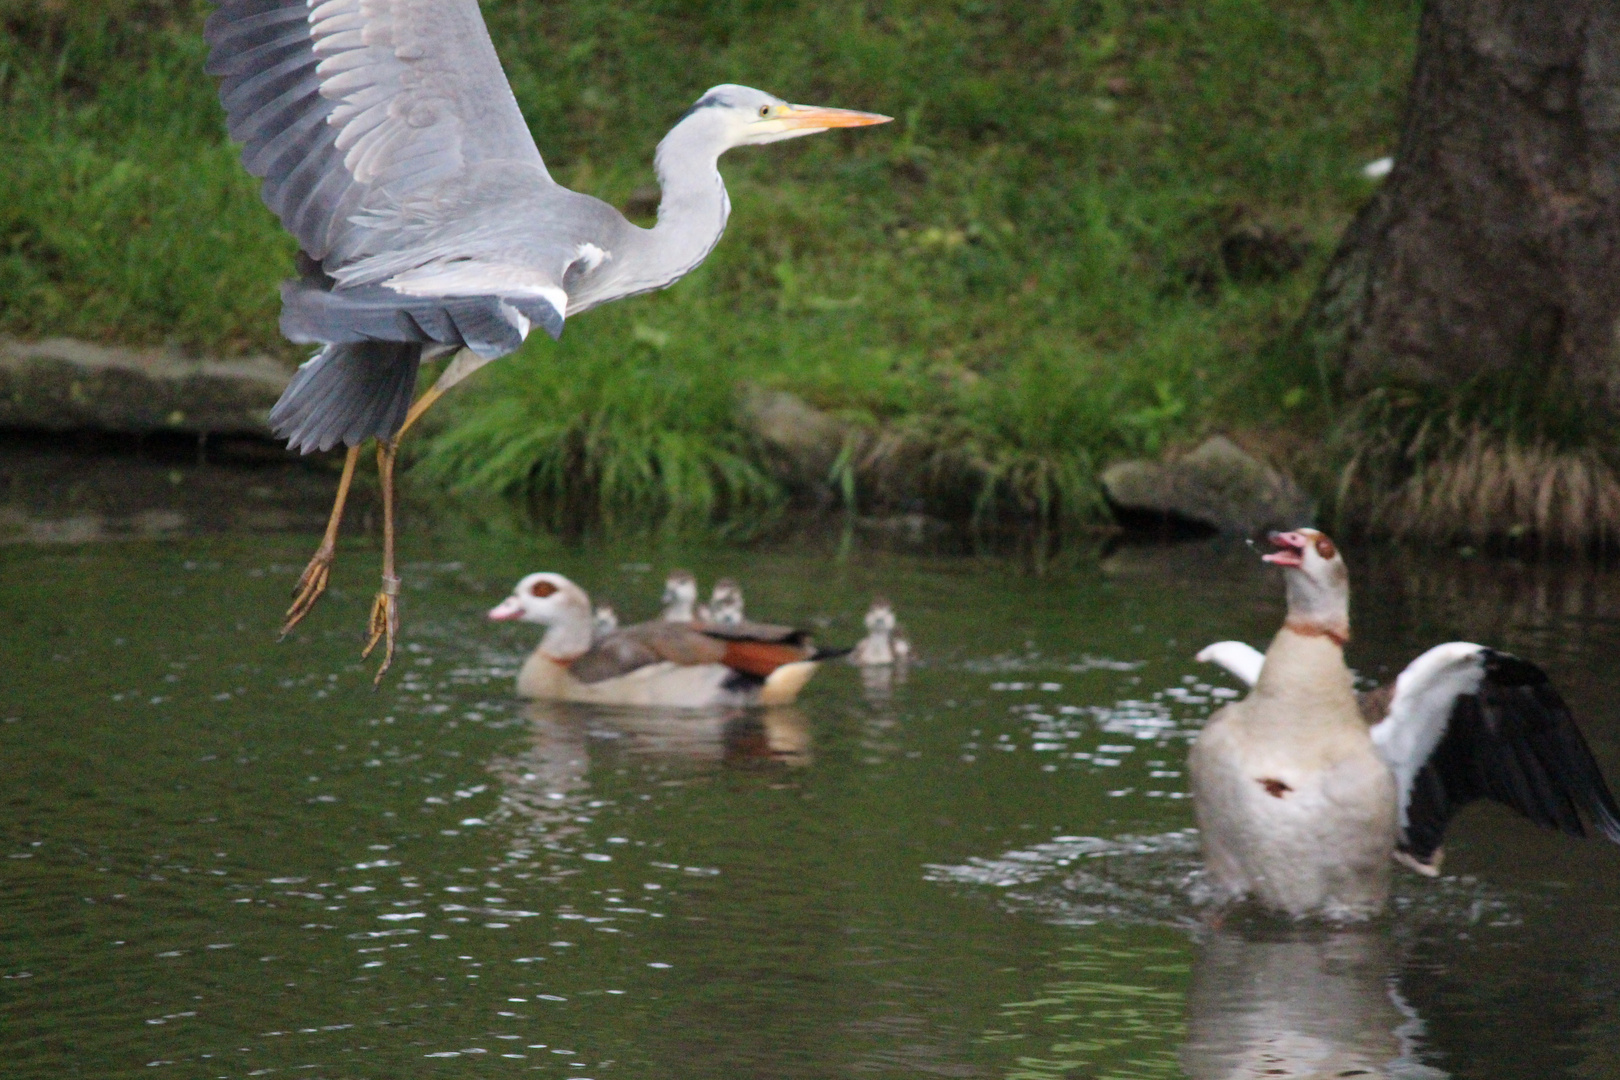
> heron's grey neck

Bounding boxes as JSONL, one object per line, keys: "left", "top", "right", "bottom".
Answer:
{"left": 627, "top": 116, "right": 732, "bottom": 292}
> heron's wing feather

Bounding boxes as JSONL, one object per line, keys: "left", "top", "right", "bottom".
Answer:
{"left": 379, "top": 259, "right": 571, "bottom": 323}
{"left": 1377, "top": 647, "right": 1620, "bottom": 865}
{"left": 207, "top": 0, "right": 544, "bottom": 260}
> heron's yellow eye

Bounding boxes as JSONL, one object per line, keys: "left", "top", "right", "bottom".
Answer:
{"left": 758, "top": 104, "right": 771, "bottom": 118}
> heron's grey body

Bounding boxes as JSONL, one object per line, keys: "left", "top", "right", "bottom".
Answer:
{"left": 205, "top": 0, "right": 857, "bottom": 453}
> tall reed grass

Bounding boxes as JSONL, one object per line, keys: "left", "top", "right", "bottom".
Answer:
{"left": 1326, "top": 383, "right": 1620, "bottom": 552}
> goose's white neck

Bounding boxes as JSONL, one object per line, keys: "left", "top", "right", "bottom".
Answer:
{"left": 537, "top": 612, "right": 594, "bottom": 662}
{"left": 1282, "top": 569, "right": 1350, "bottom": 647}
{"left": 1249, "top": 627, "right": 1359, "bottom": 729}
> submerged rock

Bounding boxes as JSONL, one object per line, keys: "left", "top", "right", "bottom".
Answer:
{"left": 0, "top": 336, "right": 290, "bottom": 436}
{"left": 1102, "top": 436, "right": 1313, "bottom": 537}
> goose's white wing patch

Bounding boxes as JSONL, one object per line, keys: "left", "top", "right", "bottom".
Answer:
{"left": 1195, "top": 641, "right": 1265, "bottom": 687}
{"left": 1369, "top": 642, "right": 1486, "bottom": 826}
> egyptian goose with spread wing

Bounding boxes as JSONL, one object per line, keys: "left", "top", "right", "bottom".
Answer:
{"left": 490, "top": 572, "right": 836, "bottom": 708}
{"left": 1190, "top": 529, "right": 1620, "bottom": 919}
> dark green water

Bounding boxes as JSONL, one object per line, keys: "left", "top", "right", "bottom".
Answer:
{"left": 3, "top": 452, "right": 1619, "bottom": 1078}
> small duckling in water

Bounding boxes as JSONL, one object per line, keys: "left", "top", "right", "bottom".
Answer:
{"left": 661, "top": 569, "right": 699, "bottom": 622}
{"left": 850, "top": 598, "right": 911, "bottom": 665}
{"left": 708, "top": 578, "right": 745, "bottom": 625}
{"left": 592, "top": 604, "right": 619, "bottom": 640}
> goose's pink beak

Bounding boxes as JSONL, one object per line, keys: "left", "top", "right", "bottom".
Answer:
{"left": 1262, "top": 531, "right": 1309, "bottom": 568}
{"left": 488, "top": 596, "right": 524, "bottom": 621}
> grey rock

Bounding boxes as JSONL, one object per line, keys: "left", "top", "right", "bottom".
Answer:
{"left": 1102, "top": 436, "right": 1313, "bottom": 536}
{"left": 0, "top": 336, "right": 292, "bottom": 435}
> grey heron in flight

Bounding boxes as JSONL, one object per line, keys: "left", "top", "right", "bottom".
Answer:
{"left": 204, "top": 1, "right": 889, "bottom": 680}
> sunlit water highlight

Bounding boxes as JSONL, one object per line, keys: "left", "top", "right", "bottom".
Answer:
{"left": 2, "top": 455, "right": 1619, "bottom": 1078}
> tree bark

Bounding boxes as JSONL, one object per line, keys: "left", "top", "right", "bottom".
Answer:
{"left": 1306, "top": 0, "right": 1620, "bottom": 409}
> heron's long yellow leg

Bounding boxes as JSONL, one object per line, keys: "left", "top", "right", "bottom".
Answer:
{"left": 397, "top": 384, "right": 445, "bottom": 439}
{"left": 362, "top": 438, "right": 401, "bottom": 683}
{"left": 354, "top": 352, "right": 481, "bottom": 681}
{"left": 281, "top": 444, "right": 361, "bottom": 638}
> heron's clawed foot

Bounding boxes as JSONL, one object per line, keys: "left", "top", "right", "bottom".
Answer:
{"left": 362, "top": 575, "right": 401, "bottom": 684}
{"left": 281, "top": 542, "right": 336, "bottom": 638}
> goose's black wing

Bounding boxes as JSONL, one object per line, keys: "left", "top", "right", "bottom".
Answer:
{"left": 1389, "top": 649, "right": 1620, "bottom": 866}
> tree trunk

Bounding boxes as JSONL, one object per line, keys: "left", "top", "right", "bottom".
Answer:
{"left": 1307, "top": 0, "right": 1620, "bottom": 408}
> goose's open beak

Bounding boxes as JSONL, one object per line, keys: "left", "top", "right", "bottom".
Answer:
{"left": 1262, "top": 531, "right": 1309, "bottom": 568}
{"left": 775, "top": 104, "right": 892, "bottom": 132}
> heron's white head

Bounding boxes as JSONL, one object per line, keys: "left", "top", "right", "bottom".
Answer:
{"left": 1263, "top": 529, "right": 1350, "bottom": 643}
{"left": 864, "top": 598, "right": 897, "bottom": 635}
{"left": 708, "top": 578, "right": 745, "bottom": 624}
{"left": 662, "top": 569, "right": 698, "bottom": 621}
{"left": 679, "top": 84, "right": 891, "bottom": 149}
{"left": 488, "top": 572, "right": 592, "bottom": 626}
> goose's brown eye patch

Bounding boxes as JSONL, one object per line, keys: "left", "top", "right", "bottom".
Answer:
{"left": 1315, "top": 536, "right": 1337, "bottom": 560}
{"left": 529, "top": 580, "right": 558, "bottom": 598}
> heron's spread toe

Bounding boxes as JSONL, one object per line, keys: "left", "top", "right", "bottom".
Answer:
{"left": 281, "top": 544, "right": 336, "bottom": 638}
{"left": 363, "top": 578, "right": 401, "bottom": 685}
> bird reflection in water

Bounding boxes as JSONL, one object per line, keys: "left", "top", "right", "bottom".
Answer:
{"left": 485, "top": 703, "right": 813, "bottom": 832}
{"left": 1180, "top": 924, "right": 1446, "bottom": 1080}
{"left": 858, "top": 658, "right": 909, "bottom": 702}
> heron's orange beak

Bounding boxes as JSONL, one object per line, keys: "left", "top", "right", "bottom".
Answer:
{"left": 776, "top": 104, "right": 892, "bottom": 131}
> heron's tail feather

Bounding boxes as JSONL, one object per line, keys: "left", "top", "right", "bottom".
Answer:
{"left": 269, "top": 342, "right": 423, "bottom": 454}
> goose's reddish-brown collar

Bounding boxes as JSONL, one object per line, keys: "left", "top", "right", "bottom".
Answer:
{"left": 1284, "top": 617, "right": 1349, "bottom": 648}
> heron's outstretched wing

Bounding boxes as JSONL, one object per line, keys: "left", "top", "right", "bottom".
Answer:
{"left": 205, "top": 0, "right": 546, "bottom": 263}
{"left": 1370, "top": 644, "right": 1620, "bottom": 869}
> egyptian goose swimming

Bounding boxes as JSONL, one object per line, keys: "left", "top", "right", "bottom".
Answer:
{"left": 850, "top": 598, "right": 912, "bottom": 666}
{"left": 490, "top": 572, "right": 835, "bottom": 708}
{"left": 661, "top": 569, "right": 701, "bottom": 622}
{"left": 1190, "top": 529, "right": 1620, "bottom": 919}
{"left": 707, "top": 578, "right": 746, "bottom": 625}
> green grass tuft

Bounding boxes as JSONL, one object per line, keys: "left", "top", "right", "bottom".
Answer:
{"left": 411, "top": 311, "right": 787, "bottom": 534}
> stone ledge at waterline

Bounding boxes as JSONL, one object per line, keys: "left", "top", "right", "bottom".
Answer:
{"left": 1101, "top": 435, "right": 1314, "bottom": 537}
{"left": 0, "top": 337, "right": 292, "bottom": 435}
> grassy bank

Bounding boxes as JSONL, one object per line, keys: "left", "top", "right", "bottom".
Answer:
{"left": 1, "top": 0, "right": 1421, "bottom": 530}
